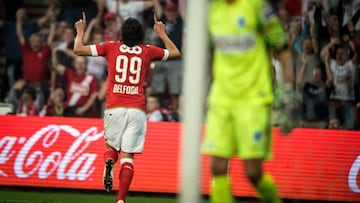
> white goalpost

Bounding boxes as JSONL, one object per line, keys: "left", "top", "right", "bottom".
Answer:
{"left": 179, "top": 0, "right": 208, "bottom": 203}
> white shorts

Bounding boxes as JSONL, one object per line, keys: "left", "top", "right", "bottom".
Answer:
{"left": 104, "top": 107, "right": 146, "bottom": 153}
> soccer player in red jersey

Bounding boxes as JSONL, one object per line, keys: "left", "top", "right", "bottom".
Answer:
{"left": 73, "top": 12, "right": 181, "bottom": 203}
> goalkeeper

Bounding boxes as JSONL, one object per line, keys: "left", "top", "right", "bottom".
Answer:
{"left": 201, "top": 0, "right": 298, "bottom": 203}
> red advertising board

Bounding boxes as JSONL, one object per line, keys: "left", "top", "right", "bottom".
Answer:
{"left": 0, "top": 115, "right": 359, "bottom": 202}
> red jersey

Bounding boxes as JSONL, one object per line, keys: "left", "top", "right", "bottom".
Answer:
{"left": 90, "top": 41, "right": 169, "bottom": 111}
{"left": 17, "top": 101, "right": 38, "bottom": 116}
{"left": 63, "top": 68, "right": 99, "bottom": 107}
{"left": 20, "top": 43, "right": 50, "bottom": 82}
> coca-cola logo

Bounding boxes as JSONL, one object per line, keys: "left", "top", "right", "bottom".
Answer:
{"left": 349, "top": 155, "right": 360, "bottom": 193}
{"left": 0, "top": 125, "right": 103, "bottom": 181}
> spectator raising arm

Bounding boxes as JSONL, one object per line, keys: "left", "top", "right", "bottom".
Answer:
{"left": 320, "top": 38, "right": 339, "bottom": 61}
{"left": 48, "top": 21, "right": 57, "bottom": 92}
{"left": 153, "top": 0, "right": 163, "bottom": 18}
{"left": 15, "top": 9, "right": 26, "bottom": 45}
{"left": 348, "top": 40, "right": 358, "bottom": 64}
{"left": 37, "top": 2, "right": 56, "bottom": 28}
{"left": 296, "top": 54, "right": 308, "bottom": 86}
{"left": 323, "top": 51, "right": 334, "bottom": 87}
{"left": 144, "top": 0, "right": 156, "bottom": 11}
{"left": 47, "top": 21, "right": 56, "bottom": 46}
{"left": 95, "top": 0, "right": 105, "bottom": 19}
{"left": 83, "top": 17, "right": 100, "bottom": 44}
{"left": 51, "top": 48, "right": 66, "bottom": 75}
{"left": 310, "top": 20, "right": 320, "bottom": 55}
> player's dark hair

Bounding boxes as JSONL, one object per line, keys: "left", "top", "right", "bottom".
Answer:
{"left": 121, "top": 17, "right": 144, "bottom": 47}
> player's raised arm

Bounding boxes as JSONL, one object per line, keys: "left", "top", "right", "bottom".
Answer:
{"left": 153, "top": 14, "right": 181, "bottom": 60}
{"left": 73, "top": 12, "right": 92, "bottom": 56}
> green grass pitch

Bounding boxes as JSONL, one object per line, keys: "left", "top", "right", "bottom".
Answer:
{"left": 2, "top": 187, "right": 331, "bottom": 203}
{"left": 0, "top": 188, "right": 212, "bottom": 203}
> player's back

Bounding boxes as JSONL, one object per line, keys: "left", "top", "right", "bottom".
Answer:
{"left": 91, "top": 41, "right": 167, "bottom": 111}
{"left": 208, "top": 0, "right": 285, "bottom": 107}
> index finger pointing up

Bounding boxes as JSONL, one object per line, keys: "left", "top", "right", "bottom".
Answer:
{"left": 82, "top": 12, "right": 86, "bottom": 24}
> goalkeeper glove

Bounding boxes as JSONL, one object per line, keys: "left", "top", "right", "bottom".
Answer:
{"left": 273, "top": 83, "right": 300, "bottom": 135}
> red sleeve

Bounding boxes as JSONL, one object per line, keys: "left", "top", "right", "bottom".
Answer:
{"left": 148, "top": 45, "right": 168, "bottom": 61}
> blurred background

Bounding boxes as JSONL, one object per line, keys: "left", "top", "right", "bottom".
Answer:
{"left": 0, "top": 0, "right": 360, "bottom": 130}
{"left": 0, "top": 0, "right": 360, "bottom": 203}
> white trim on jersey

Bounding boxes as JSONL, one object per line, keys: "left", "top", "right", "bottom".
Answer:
{"left": 68, "top": 75, "right": 94, "bottom": 106}
{"left": 162, "top": 49, "right": 169, "bottom": 61}
{"left": 90, "top": 45, "right": 98, "bottom": 56}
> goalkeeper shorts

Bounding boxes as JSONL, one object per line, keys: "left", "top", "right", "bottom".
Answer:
{"left": 201, "top": 104, "right": 272, "bottom": 160}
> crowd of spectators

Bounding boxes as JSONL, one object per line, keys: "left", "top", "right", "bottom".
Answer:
{"left": 0, "top": 0, "right": 182, "bottom": 122}
{"left": 0, "top": 0, "right": 360, "bottom": 130}
{"left": 272, "top": 0, "right": 360, "bottom": 130}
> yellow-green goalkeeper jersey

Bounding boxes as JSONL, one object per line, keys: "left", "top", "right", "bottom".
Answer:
{"left": 208, "top": 0, "right": 286, "bottom": 107}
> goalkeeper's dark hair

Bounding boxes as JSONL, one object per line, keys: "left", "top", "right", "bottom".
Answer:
{"left": 121, "top": 17, "right": 144, "bottom": 47}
